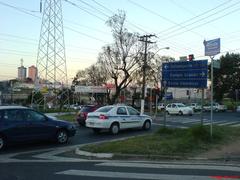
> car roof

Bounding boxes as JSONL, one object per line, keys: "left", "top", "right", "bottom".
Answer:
{"left": 0, "top": 106, "right": 29, "bottom": 110}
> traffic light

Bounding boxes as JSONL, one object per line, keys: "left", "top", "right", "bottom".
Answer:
{"left": 188, "top": 54, "right": 194, "bottom": 61}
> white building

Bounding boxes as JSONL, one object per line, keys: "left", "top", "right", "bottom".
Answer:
{"left": 18, "top": 66, "right": 27, "bottom": 80}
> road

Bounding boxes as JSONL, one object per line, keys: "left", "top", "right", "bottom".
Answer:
{"left": 1, "top": 111, "right": 240, "bottom": 155}
{"left": 154, "top": 111, "right": 240, "bottom": 128}
{"left": 0, "top": 160, "right": 240, "bottom": 180}
{"left": 0, "top": 111, "right": 239, "bottom": 180}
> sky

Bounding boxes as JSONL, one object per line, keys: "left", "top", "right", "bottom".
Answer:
{"left": 0, "top": 0, "right": 240, "bottom": 82}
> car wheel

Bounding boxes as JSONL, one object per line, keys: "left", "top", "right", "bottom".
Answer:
{"left": 110, "top": 123, "right": 119, "bottom": 135}
{"left": 166, "top": 111, "right": 170, "bottom": 115}
{"left": 0, "top": 135, "right": 6, "bottom": 151}
{"left": 142, "top": 120, "right": 151, "bottom": 130}
{"left": 56, "top": 130, "right": 68, "bottom": 144}
{"left": 92, "top": 128, "right": 101, "bottom": 134}
{"left": 179, "top": 111, "right": 183, "bottom": 115}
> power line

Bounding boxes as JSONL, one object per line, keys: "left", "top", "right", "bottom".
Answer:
{"left": 159, "top": 0, "right": 240, "bottom": 38}
{"left": 64, "top": 26, "right": 109, "bottom": 44}
{"left": 89, "top": 0, "right": 147, "bottom": 33}
{"left": 75, "top": 0, "right": 110, "bottom": 18}
{"left": 127, "top": 0, "right": 203, "bottom": 37}
{"left": 161, "top": 5, "right": 240, "bottom": 41}
{"left": 158, "top": 0, "right": 234, "bottom": 35}
{"left": 63, "top": 0, "right": 106, "bottom": 21}
{"left": 0, "top": 1, "right": 40, "bottom": 19}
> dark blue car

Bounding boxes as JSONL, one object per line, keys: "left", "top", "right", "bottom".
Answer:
{"left": 0, "top": 106, "right": 76, "bottom": 150}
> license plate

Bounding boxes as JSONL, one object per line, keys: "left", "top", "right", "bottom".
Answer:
{"left": 89, "top": 122, "right": 94, "bottom": 125}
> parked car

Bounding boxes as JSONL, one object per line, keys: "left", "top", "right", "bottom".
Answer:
{"left": 75, "top": 105, "right": 100, "bottom": 126}
{"left": 236, "top": 105, "right": 240, "bottom": 113}
{"left": 203, "top": 102, "right": 227, "bottom": 112}
{"left": 189, "top": 103, "right": 202, "bottom": 112}
{"left": 86, "top": 105, "right": 152, "bottom": 134}
{"left": 0, "top": 106, "right": 76, "bottom": 150}
{"left": 70, "top": 104, "right": 82, "bottom": 110}
{"left": 166, "top": 103, "right": 193, "bottom": 115}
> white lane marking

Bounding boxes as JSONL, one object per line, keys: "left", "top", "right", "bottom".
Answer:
{"left": 230, "top": 123, "right": 240, "bottom": 127}
{"left": 96, "top": 162, "right": 240, "bottom": 172}
{"left": 152, "top": 123, "right": 187, "bottom": 129}
{"left": 55, "top": 169, "right": 213, "bottom": 180}
{"left": 218, "top": 122, "right": 239, "bottom": 126}
{"left": 181, "top": 119, "right": 201, "bottom": 124}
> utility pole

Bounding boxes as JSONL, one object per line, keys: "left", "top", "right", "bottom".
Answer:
{"left": 139, "top": 34, "right": 156, "bottom": 114}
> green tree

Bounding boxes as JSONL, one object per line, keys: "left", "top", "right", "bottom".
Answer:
{"left": 212, "top": 53, "right": 240, "bottom": 101}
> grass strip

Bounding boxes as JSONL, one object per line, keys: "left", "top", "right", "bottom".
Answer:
{"left": 80, "top": 125, "right": 240, "bottom": 157}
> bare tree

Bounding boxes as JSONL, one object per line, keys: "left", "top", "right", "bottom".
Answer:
{"left": 98, "top": 11, "right": 143, "bottom": 104}
{"left": 73, "top": 63, "right": 109, "bottom": 86}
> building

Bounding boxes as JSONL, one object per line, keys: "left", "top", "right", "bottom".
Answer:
{"left": 18, "top": 66, "right": 27, "bottom": 80}
{"left": 28, "top": 65, "right": 37, "bottom": 82}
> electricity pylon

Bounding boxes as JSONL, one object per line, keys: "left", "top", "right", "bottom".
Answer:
{"left": 32, "top": 0, "right": 69, "bottom": 110}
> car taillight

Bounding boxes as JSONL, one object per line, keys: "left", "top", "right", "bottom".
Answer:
{"left": 99, "top": 114, "right": 108, "bottom": 120}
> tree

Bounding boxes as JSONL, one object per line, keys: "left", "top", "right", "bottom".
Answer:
{"left": 97, "top": 11, "right": 144, "bottom": 104}
{"left": 212, "top": 53, "right": 240, "bottom": 101}
{"left": 73, "top": 63, "right": 109, "bottom": 86}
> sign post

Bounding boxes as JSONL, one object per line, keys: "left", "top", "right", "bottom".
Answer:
{"left": 203, "top": 38, "right": 220, "bottom": 138}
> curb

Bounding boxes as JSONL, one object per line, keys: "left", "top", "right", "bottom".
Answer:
{"left": 75, "top": 148, "right": 240, "bottom": 163}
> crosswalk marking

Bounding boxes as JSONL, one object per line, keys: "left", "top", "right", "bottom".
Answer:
{"left": 55, "top": 169, "right": 213, "bottom": 180}
{"left": 154, "top": 119, "right": 240, "bottom": 128}
{"left": 96, "top": 162, "right": 240, "bottom": 172}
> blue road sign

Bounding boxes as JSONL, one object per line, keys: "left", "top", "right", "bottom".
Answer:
{"left": 162, "top": 60, "right": 208, "bottom": 88}
{"left": 165, "top": 92, "right": 173, "bottom": 100}
{"left": 204, "top": 38, "right": 220, "bottom": 56}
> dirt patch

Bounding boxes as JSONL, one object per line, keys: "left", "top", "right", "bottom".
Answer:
{"left": 196, "top": 139, "right": 240, "bottom": 160}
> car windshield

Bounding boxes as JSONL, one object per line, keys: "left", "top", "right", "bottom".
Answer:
{"left": 177, "top": 104, "right": 186, "bottom": 107}
{"left": 80, "top": 106, "right": 94, "bottom": 112}
{"left": 96, "top": 106, "right": 113, "bottom": 113}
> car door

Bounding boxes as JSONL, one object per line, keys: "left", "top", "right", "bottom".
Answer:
{"left": 172, "top": 104, "right": 179, "bottom": 114}
{"left": 23, "top": 109, "right": 56, "bottom": 140}
{"left": 126, "top": 106, "right": 142, "bottom": 128}
{"left": 116, "top": 107, "right": 130, "bottom": 129}
{"left": 1, "top": 109, "right": 29, "bottom": 142}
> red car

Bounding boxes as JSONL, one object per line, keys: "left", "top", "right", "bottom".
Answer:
{"left": 76, "top": 105, "right": 99, "bottom": 126}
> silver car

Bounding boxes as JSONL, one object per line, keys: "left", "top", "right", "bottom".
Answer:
{"left": 86, "top": 105, "right": 152, "bottom": 134}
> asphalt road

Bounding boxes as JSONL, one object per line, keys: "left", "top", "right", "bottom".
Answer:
{"left": 0, "top": 124, "right": 159, "bottom": 155}
{"left": 0, "top": 161, "right": 240, "bottom": 180}
{"left": 0, "top": 111, "right": 240, "bottom": 180}
{"left": 154, "top": 111, "right": 240, "bottom": 128}
{"left": 1, "top": 111, "right": 239, "bottom": 155}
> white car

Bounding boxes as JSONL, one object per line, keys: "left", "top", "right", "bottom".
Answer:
{"left": 189, "top": 103, "right": 202, "bottom": 112}
{"left": 166, "top": 103, "right": 193, "bottom": 115}
{"left": 86, "top": 105, "right": 152, "bottom": 134}
{"left": 236, "top": 106, "right": 240, "bottom": 113}
{"left": 203, "top": 103, "right": 227, "bottom": 112}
